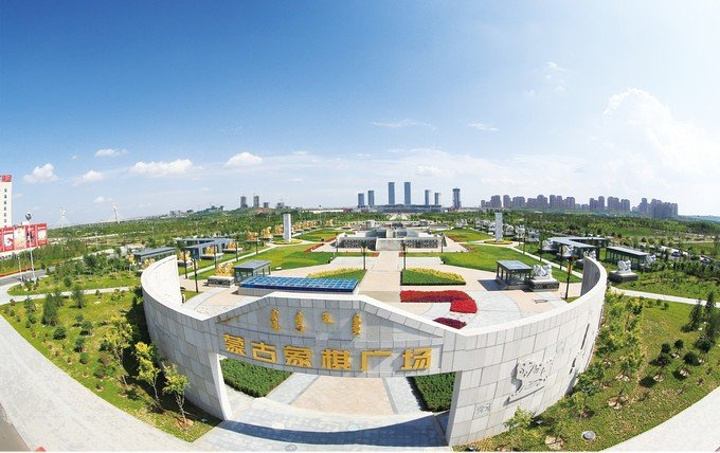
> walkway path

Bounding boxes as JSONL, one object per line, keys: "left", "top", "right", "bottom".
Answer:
{"left": 610, "top": 287, "right": 707, "bottom": 305}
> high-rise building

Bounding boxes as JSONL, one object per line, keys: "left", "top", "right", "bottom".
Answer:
{"left": 240, "top": 195, "right": 248, "bottom": 209}
{"left": 368, "top": 190, "right": 375, "bottom": 207}
{"left": 503, "top": 195, "right": 512, "bottom": 208}
{"left": 490, "top": 195, "right": 502, "bottom": 208}
{"left": 434, "top": 192, "right": 440, "bottom": 206}
{"left": 452, "top": 188, "right": 461, "bottom": 210}
{"left": 262, "top": 201, "right": 270, "bottom": 209}
{"left": 1, "top": 175, "right": 11, "bottom": 228}
{"left": 424, "top": 189, "right": 430, "bottom": 206}
{"left": 357, "top": 193, "right": 365, "bottom": 208}
{"left": 404, "top": 181, "right": 411, "bottom": 205}
{"left": 253, "top": 195, "right": 260, "bottom": 208}
{"left": 388, "top": 182, "right": 395, "bottom": 205}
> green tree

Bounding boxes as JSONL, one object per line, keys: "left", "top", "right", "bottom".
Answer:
{"left": 42, "top": 296, "right": 59, "bottom": 326}
{"left": 135, "top": 342, "right": 162, "bottom": 410}
{"left": 705, "top": 310, "right": 720, "bottom": 343}
{"left": 705, "top": 291, "right": 716, "bottom": 320}
{"left": 71, "top": 286, "right": 86, "bottom": 309}
{"left": 618, "top": 346, "right": 644, "bottom": 397}
{"left": 103, "top": 315, "right": 134, "bottom": 387}
{"left": 688, "top": 300, "right": 704, "bottom": 330}
{"left": 503, "top": 408, "right": 535, "bottom": 451}
{"left": 162, "top": 363, "right": 190, "bottom": 426}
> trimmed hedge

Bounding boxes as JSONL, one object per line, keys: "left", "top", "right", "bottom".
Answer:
{"left": 220, "top": 358, "right": 291, "bottom": 397}
{"left": 412, "top": 372, "right": 455, "bottom": 412}
{"left": 401, "top": 268, "right": 465, "bottom": 285}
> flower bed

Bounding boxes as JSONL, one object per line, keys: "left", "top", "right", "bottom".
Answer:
{"left": 400, "top": 290, "right": 478, "bottom": 314}
{"left": 304, "top": 243, "right": 324, "bottom": 252}
{"left": 433, "top": 317, "right": 467, "bottom": 329}
{"left": 401, "top": 268, "right": 465, "bottom": 285}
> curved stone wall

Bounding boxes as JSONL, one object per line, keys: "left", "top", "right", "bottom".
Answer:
{"left": 142, "top": 256, "right": 606, "bottom": 445}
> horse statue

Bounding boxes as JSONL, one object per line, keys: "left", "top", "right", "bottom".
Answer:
{"left": 617, "top": 260, "right": 632, "bottom": 272}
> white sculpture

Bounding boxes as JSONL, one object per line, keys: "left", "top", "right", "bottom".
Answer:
{"left": 542, "top": 239, "right": 552, "bottom": 250}
{"left": 532, "top": 264, "right": 553, "bottom": 279}
{"left": 564, "top": 245, "right": 574, "bottom": 258}
{"left": 617, "top": 260, "right": 632, "bottom": 272}
{"left": 646, "top": 255, "right": 656, "bottom": 266}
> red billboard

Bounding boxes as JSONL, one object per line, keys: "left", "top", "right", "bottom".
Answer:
{"left": 0, "top": 223, "right": 47, "bottom": 253}
{"left": 1, "top": 175, "right": 11, "bottom": 182}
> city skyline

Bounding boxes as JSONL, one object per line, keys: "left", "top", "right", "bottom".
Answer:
{"left": 2, "top": 1, "right": 720, "bottom": 224}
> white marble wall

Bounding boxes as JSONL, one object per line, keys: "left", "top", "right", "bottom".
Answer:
{"left": 141, "top": 256, "right": 606, "bottom": 445}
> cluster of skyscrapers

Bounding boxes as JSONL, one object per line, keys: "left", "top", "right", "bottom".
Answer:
{"left": 357, "top": 182, "right": 461, "bottom": 212}
{"left": 480, "top": 193, "right": 678, "bottom": 218}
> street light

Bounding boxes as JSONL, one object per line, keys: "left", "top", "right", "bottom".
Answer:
{"left": 361, "top": 243, "right": 367, "bottom": 270}
{"left": 440, "top": 233, "right": 444, "bottom": 253}
{"left": 402, "top": 239, "right": 407, "bottom": 270}
{"left": 24, "top": 213, "right": 37, "bottom": 284}
{"left": 564, "top": 249, "right": 577, "bottom": 301}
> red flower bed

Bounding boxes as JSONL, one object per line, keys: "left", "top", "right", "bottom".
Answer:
{"left": 400, "top": 290, "right": 478, "bottom": 314}
{"left": 434, "top": 317, "right": 467, "bottom": 329}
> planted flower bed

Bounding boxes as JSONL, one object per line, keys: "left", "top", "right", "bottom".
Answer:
{"left": 401, "top": 268, "right": 465, "bottom": 285}
{"left": 433, "top": 317, "right": 467, "bottom": 329}
{"left": 400, "top": 290, "right": 478, "bottom": 314}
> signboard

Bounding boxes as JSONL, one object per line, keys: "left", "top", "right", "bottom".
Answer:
{"left": 0, "top": 223, "right": 48, "bottom": 253}
{"left": 0, "top": 175, "right": 11, "bottom": 182}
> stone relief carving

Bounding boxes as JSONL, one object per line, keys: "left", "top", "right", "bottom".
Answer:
{"left": 474, "top": 401, "right": 491, "bottom": 418}
{"left": 508, "top": 358, "right": 554, "bottom": 402}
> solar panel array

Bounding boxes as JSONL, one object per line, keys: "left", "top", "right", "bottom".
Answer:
{"left": 241, "top": 275, "right": 359, "bottom": 293}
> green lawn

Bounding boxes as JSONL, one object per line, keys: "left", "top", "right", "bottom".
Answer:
{"left": 444, "top": 228, "right": 492, "bottom": 243}
{"left": 197, "top": 244, "right": 336, "bottom": 279}
{"left": 401, "top": 268, "right": 465, "bottom": 285}
{"left": 1, "top": 292, "right": 219, "bottom": 441}
{"left": 296, "top": 229, "right": 344, "bottom": 242}
{"left": 177, "top": 246, "right": 269, "bottom": 276}
{"left": 412, "top": 372, "right": 456, "bottom": 411}
{"left": 416, "top": 244, "right": 581, "bottom": 283}
{"left": 9, "top": 271, "right": 140, "bottom": 296}
{"left": 615, "top": 269, "right": 719, "bottom": 301}
{"left": 460, "top": 297, "right": 720, "bottom": 451}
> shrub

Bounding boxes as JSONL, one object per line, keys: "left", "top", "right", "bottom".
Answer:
{"left": 93, "top": 364, "right": 114, "bottom": 379}
{"left": 412, "top": 372, "right": 455, "bottom": 412}
{"left": 53, "top": 326, "right": 67, "bottom": 340}
{"left": 80, "top": 320, "right": 94, "bottom": 336}
{"left": 79, "top": 352, "right": 90, "bottom": 364}
{"left": 674, "top": 339, "right": 685, "bottom": 350}
{"left": 449, "top": 299, "right": 477, "bottom": 314}
{"left": 683, "top": 351, "right": 701, "bottom": 366}
{"left": 661, "top": 343, "right": 672, "bottom": 354}
{"left": 433, "top": 317, "right": 467, "bottom": 329}
{"left": 220, "top": 359, "right": 291, "bottom": 397}
{"left": 401, "top": 268, "right": 465, "bottom": 285}
{"left": 74, "top": 337, "right": 86, "bottom": 352}
{"left": 694, "top": 337, "right": 713, "bottom": 354}
{"left": 27, "top": 313, "right": 37, "bottom": 325}
{"left": 655, "top": 352, "right": 672, "bottom": 367}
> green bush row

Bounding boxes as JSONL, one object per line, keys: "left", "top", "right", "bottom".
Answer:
{"left": 412, "top": 372, "right": 455, "bottom": 412}
{"left": 220, "top": 358, "right": 291, "bottom": 397}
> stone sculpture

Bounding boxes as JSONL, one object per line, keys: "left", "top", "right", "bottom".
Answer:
{"left": 617, "top": 260, "right": 632, "bottom": 272}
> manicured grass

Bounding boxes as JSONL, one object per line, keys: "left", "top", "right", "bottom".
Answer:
{"left": 307, "top": 268, "right": 366, "bottom": 280}
{"left": 296, "top": 229, "right": 344, "bottom": 242}
{"left": 412, "top": 372, "right": 456, "bottom": 412}
{"left": 401, "top": 268, "right": 465, "bottom": 285}
{"left": 220, "top": 358, "right": 291, "bottom": 397}
{"left": 444, "top": 228, "right": 492, "bottom": 243}
{"left": 418, "top": 244, "right": 581, "bottom": 283}
{"left": 1, "top": 292, "right": 219, "bottom": 441}
{"left": 615, "top": 269, "right": 719, "bottom": 301}
{"left": 9, "top": 271, "right": 139, "bottom": 296}
{"left": 460, "top": 297, "right": 720, "bottom": 451}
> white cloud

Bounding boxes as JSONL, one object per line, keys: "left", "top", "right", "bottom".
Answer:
{"left": 23, "top": 163, "right": 58, "bottom": 183}
{"left": 371, "top": 119, "right": 436, "bottom": 130}
{"left": 94, "top": 196, "right": 108, "bottom": 204}
{"left": 468, "top": 122, "right": 498, "bottom": 132}
{"left": 71, "top": 155, "right": 79, "bottom": 161}
{"left": 130, "top": 159, "right": 194, "bottom": 177}
{"left": 224, "top": 152, "right": 263, "bottom": 168}
{"left": 95, "top": 148, "right": 128, "bottom": 158}
{"left": 546, "top": 61, "right": 566, "bottom": 72}
{"left": 74, "top": 170, "right": 104, "bottom": 186}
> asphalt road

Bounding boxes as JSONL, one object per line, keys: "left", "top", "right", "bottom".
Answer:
{"left": 0, "top": 269, "right": 47, "bottom": 288}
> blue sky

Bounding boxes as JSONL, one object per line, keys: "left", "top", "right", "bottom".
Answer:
{"left": 2, "top": 1, "right": 719, "bottom": 224}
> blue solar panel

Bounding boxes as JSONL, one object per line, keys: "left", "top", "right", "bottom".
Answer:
{"left": 240, "top": 276, "right": 359, "bottom": 293}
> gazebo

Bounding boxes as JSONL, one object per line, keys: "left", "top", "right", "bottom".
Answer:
{"left": 233, "top": 260, "right": 272, "bottom": 285}
{"left": 605, "top": 246, "right": 650, "bottom": 270}
{"left": 496, "top": 260, "right": 532, "bottom": 290}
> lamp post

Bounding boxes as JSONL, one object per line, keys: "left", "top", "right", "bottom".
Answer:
{"left": 192, "top": 252, "right": 199, "bottom": 293}
{"left": 440, "top": 233, "right": 444, "bottom": 253}
{"left": 24, "top": 213, "right": 37, "bottom": 283}
{"left": 402, "top": 240, "right": 407, "bottom": 270}
{"left": 361, "top": 243, "right": 367, "bottom": 270}
{"left": 564, "top": 252, "right": 576, "bottom": 301}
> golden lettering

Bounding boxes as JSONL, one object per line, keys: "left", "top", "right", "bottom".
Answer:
{"left": 223, "top": 333, "right": 246, "bottom": 356}
{"left": 251, "top": 342, "right": 277, "bottom": 363}
{"left": 321, "top": 312, "right": 334, "bottom": 324}
{"left": 295, "top": 311, "right": 305, "bottom": 332}
{"left": 360, "top": 349, "right": 392, "bottom": 371}
{"left": 284, "top": 345, "right": 313, "bottom": 367}
{"left": 321, "top": 349, "right": 352, "bottom": 370}
{"left": 270, "top": 308, "right": 280, "bottom": 332}
{"left": 401, "top": 347, "right": 432, "bottom": 370}
{"left": 352, "top": 313, "right": 362, "bottom": 336}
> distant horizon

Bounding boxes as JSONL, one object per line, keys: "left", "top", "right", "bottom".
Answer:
{"left": 3, "top": 2, "right": 720, "bottom": 224}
